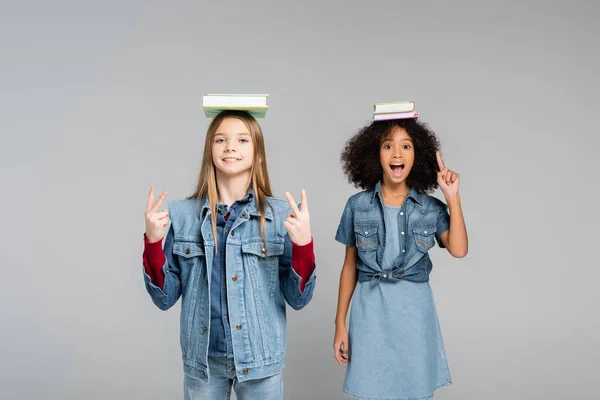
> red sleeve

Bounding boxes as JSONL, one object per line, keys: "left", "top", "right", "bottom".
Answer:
{"left": 143, "top": 234, "right": 166, "bottom": 289}
{"left": 291, "top": 239, "right": 315, "bottom": 292}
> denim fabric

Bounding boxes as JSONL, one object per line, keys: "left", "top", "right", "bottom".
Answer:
{"left": 209, "top": 197, "right": 251, "bottom": 358}
{"left": 184, "top": 357, "right": 283, "bottom": 400}
{"left": 142, "top": 194, "right": 316, "bottom": 383}
{"left": 343, "top": 281, "right": 451, "bottom": 400}
{"left": 335, "top": 182, "right": 452, "bottom": 399}
{"left": 335, "top": 181, "right": 450, "bottom": 283}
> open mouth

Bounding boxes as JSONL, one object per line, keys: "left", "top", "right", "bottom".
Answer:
{"left": 390, "top": 163, "right": 405, "bottom": 177}
{"left": 222, "top": 157, "right": 241, "bottom": 163}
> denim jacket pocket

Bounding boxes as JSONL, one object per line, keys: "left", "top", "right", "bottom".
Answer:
{"left": 241, "top": 241, "right": 284, "bottom": 259}
{"left": 412, "top": 226, "right": 436, "bottom": 253}
{"left": 173, "top": 241, "right": 205, "bottom": 258}
{"left": 242, "top": 240, "right": 285, "bottom": 294}
{"left": 354, "top": 225, "right": 378, "bottom": 252}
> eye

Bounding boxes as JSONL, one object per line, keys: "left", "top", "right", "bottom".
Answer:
{"left": 239, "top": 138, "right": 249, "bottom": 143}
{"left": 215, "top": 138, "right": 225, "bottom": 144}
{"left": 403, "top": 144, "right": 411, "bottom": 150}
{"left": 383, "top": 144, "right": 391, "bottom": 150}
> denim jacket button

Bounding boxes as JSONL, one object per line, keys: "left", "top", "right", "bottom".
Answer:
{"left": 201, "top": 371, "right": 205, "bottom": 377}
{"left": 236, "top": 324, "right": 242, "bottom": 330}
{"left": 232, "top": 275, "right": 238, "bottom": 281}
{"left": 185, "top": 248, "right": 190, "bottom": 254}
{"left": 242, "top": 368, "right": 249, "bottom": 375}
{"left": 231, "top": 230, "right": 235, "bottom": 236}
{"left": 261, "top": 248, "right": 266, "bottom": 254}
{"left": 203, "top": 327, "right": 207, "bottom": 333}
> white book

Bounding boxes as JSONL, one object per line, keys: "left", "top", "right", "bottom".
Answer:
{"left": 373, "top": 110, "right": 419, "bottom": 121}
{"left": 203, "top": 94, "right": 268, "bottom": 108}
{"left": 373, "top": 101, "right": 415, "bottom": 114}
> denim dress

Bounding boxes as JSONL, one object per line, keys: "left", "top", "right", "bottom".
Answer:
{"left": 335, "top": 182, "right": 452, "bottom": 400}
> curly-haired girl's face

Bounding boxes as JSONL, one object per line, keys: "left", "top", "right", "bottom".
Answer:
{"left": 380, "top": 127, "right": 415, "bottom": 188}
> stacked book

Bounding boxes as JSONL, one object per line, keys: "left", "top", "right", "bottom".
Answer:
{"left": 202, "top": 93, "right": 269, "bottom": 118}
{"left": 373, "top": 100, "right": 419, "bottom": 121}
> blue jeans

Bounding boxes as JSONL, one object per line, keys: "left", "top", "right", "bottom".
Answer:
{"left": 184, "top": 357, "right": 283, "bottom": 400}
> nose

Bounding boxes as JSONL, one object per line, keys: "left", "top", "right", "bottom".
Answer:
{"left": 225, "top": 141, "right": 236, "bottom": 152}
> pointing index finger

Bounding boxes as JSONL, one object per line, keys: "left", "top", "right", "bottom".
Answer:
{"left": 436, "top": 151, "right": 445, "bottom": 171}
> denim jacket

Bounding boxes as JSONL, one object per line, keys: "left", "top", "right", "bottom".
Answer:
{"left": 335, "top": 181, "right": 450, "bottom": 283}
{"left": 143, "top": 195, "right": 316, "bottom": 382}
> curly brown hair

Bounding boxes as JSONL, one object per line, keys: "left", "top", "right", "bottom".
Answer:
{"left": 340, "top": 119, "right": 441, "bottom": 193}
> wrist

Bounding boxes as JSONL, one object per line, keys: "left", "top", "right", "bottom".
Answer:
{"left": 144, "top": 233, "right": 162, "bottom": 244}
{"left": 444, "top": 192, "right": 460, "bottom": 203}
{"left": 293, "top": 235, "right": 312, "bottom": 247}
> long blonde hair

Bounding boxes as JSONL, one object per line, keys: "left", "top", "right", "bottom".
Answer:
{"left": 188, "top": 110, "right": 273, "bottom": 250}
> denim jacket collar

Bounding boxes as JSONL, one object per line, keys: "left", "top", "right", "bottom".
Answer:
{"left": 372, "top": 180, "right": 425, "bottom": 207}
{"left": 198, "top": 187, "right": 274, "bottom": 221}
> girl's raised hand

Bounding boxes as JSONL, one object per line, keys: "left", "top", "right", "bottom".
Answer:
{"left": 283, "top": 189, "right": 312, "bottom": 246}
{"left": 145, "top": 186, "right": 169, "bottom": 243}
{"left": 436, "top": 151, "right": 460, "bottom": 197}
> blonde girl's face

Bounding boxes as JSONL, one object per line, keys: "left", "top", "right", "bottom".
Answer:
{"left": 211, "top": 117, "right": 255, "bottom": 179}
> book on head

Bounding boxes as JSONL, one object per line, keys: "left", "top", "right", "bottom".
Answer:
{"left": 202, "top": 93, "right": 269, "bottom": 118}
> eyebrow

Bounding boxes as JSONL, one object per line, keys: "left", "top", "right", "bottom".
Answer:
{"left": 214, "top": 132, "right": 252, "bottom": 136}
{"left": 382, "top": 137, "right": 413, "bottom": 143}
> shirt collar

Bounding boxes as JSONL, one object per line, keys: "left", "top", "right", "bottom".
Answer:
{"left": 372, "top": 180, "right": 424, "bottom": 206}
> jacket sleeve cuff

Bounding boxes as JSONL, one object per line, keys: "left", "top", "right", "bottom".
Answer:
{"left": 291, "top": 239, "right": 315, "bottom": 292}
{"left": 143, "top": 234, "right": 166, "bottom": 289}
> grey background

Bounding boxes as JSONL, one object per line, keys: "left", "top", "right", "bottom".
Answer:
{"left": 1, "top": 1, "right": 598, "bottom": 399}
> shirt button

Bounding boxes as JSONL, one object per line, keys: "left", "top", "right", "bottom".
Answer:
{"left": 224, "top": 315, "right": 228, "bottom": 320}
{"left": 232, "top": 275, "right": 238, "bottom": 281}
{"left": 401, "top": 232, "right": 405, "bottom": 235}
{"left": 243, "top": 369, "right": 249, "bottom": 375}
{"left": 402, "top": 249, "right": 406, "bottom": 253}
{"left": 365, "top": 231, "right": 368, "bottom": 235}
{"left": 236, "top": 324, "right": 242, "bottom": 330}
{"left": 424, "top": 231, "right": 428, "bottom": 234}
{"left": 382, "top": 274, "right": 387, "bottom": 278}
{"left": 400, "top": 212, "right": 404, "bottom": 216}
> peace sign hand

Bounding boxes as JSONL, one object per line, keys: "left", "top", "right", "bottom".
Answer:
{"left": 145, "top": 186, "right": 169, "bottom": 243}
{"left": 283, "top": 189, "right": 312, "bottom": 246}
{"left": 436, "top": 151, "right": 460, "bottom": 197}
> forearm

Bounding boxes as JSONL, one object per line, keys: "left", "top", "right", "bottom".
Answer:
{"left": 335, "top": 262, "right": 358, "bottom": 326}
{"left": 445, "top": 194, "right": 468, "bottom": 257}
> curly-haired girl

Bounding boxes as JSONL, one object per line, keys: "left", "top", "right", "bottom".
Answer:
{"left": 333, "top": 115, "right": 468, "bottom": 400}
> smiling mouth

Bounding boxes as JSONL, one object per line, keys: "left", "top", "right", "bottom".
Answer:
{"left": 390, "top": 163, "right": 405, "bottom": 177}
{"left": 222, "top": 157, "right": 241, "bottom": 163}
